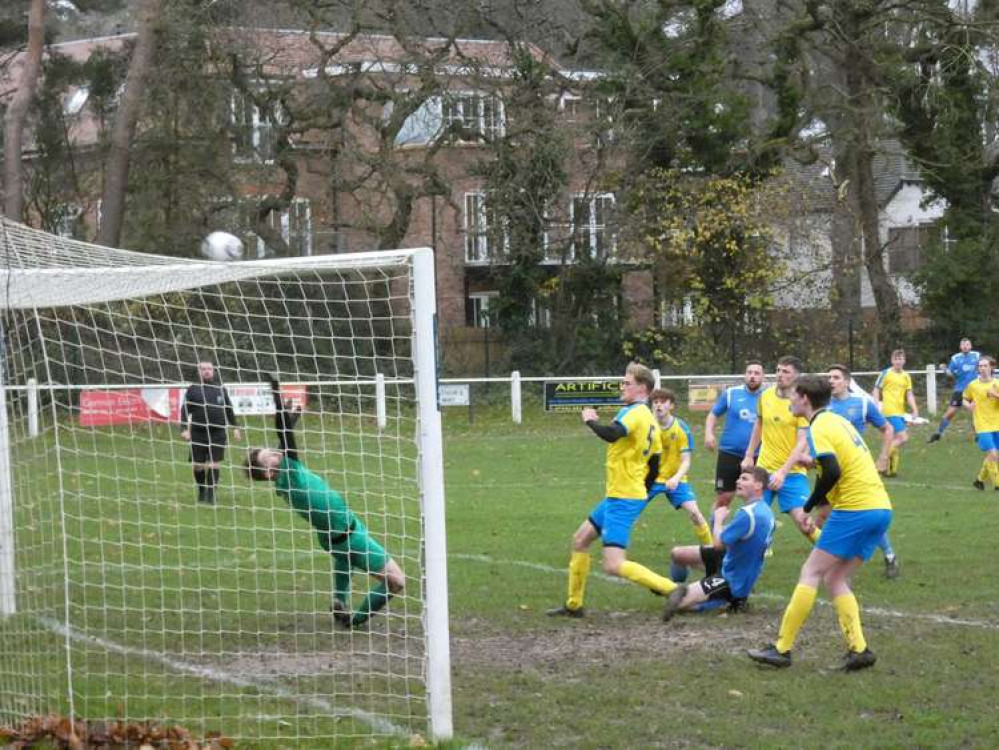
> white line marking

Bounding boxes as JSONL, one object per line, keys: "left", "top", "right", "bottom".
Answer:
{"left": 38, "top": 616, "right": 407, "bottom": 736}
{"left": 449, "top": 553, "right": 999, "bottom": 631}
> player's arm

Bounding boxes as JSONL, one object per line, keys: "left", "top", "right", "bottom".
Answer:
{"left": 704, "top": 411, "right": 718, "bottom": 452}
{"left": 711, "top": 505, "right": 730, "bottom": 551}
{"left": 803, "top": 453, "right": 841, "bottom": 513}
{"left": 271, "top": 377, "right": 302, "bottom": 462}
{"left": 667, "top": 451, "right": 691, "bottom": 490}
{"left": 741, "top": 418, "right": 761, "bottom": 470}
{"left": 582, "top": 408, "right": 626, "bottom": 442}
{"left": 906, "top": 387, "right": 919, "bottom": 419}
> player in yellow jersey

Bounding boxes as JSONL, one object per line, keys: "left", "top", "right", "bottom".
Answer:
{"left": 548, "top": 363, "right": 677, "bottom": 618}
{"left": 749, "top": 375, "right": 891, "bottom": 672}
{"left": 872, "top": 349, "right": 919, "bottom": 477}
{"left": 648, "top": 389, "right": 712, "bottom": 546}
{"left": 741, "top": 356, "right": 817, "bottom": 543}
{"left": 962, "top": 356, "right": 999, "bottom": 491}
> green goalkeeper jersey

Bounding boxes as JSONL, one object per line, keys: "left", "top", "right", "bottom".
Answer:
{"left": 275, "top": 456, "right": 357, "bottom": 539}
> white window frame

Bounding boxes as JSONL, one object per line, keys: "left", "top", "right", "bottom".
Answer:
{"left": 243, "top": 198, "right": 313, "bottom": 258}
{"left": 570, "top": 193, "right": 617, "bottom": 260}
{"left": 467, "top": 291, "right": 499, "bottom": 329}
{"left": 230, "top": 89, "right": 284, "bottom": 163}
{"left": 443, "top": 91, "right": 505, "bottom": 141}
{"left": 464, "top": 192, "right": 509, "bottom": 263}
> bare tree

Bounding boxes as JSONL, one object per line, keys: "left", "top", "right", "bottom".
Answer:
{"left": 3, "top": 0, "right": 45, "bottom": 221}
{"left": 95, "top": 0, "right": 162, "bottom": 247}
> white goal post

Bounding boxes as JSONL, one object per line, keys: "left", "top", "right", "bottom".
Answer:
{"left": 0, "top": 218, "right": 452, "bottom": 744}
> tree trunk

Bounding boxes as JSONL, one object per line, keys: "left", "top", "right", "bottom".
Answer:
{"left": 2, "top": 0, "right": 46, "bottom": 221}
{"left": 96, "top": 0, "right": 163, "bottom": 248}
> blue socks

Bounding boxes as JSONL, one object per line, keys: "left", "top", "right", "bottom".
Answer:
{"left": 670, "top": 562, "right": 689, "bottom": 583}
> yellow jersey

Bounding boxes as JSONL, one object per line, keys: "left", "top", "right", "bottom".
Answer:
{"left": 807, "top": 410, "right": 891, "bottom": 511}
{"left": 757, "top": 386, "right": 808, "bottom": 475}
{"left": 605, "top": 402, "right": 661, "bottom": 499}
{"left": 875, "top": 368, "right": 912, "bottom": 417}
{"left": 655, "top": 417, "right": 694, "bottom": 482}
{"left": 962, "top": 379, "right": 999, "bottom": 434}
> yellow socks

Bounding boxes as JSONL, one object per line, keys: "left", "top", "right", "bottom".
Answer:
{"left": 978, "top": 459, "right": 989, "bottom": 483}
{"left": 833, "top": 593, "right": 867, "bottom": 653}
{"left": 566, "top": 552, "right": 590, "bottom": 611}
{"left": 808, "top": 527, "right": 821, "bottom": 544}
{"left": 618, "top": 560, "right": 677, "bottom": 595}
{"left": 775, "top": 584, "right": 817, "bottom": 653}
{"left": 694, "top": 521, "right": 713, "bottom": 546}
{"left": 988, "top": 460, "right": 999, "bottom": 488}
{"left": 889, "top": 448, "right": 900, "bottom": 475}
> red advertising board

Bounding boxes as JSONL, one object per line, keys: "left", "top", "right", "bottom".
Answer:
{"left": 79, "top": 388, "right": 183, "bottom": 427}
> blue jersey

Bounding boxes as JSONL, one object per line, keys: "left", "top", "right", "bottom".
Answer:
{"left": 948, "top": 351, "right": 980, "bottom": 393}
{"left": 710, "top": 385, "right": 763, "bottom": 456}
{"left": 720, "top": 500, "right": 775, "bottom": 598}
{"left": 828, "top": 394, "right": 886, "bottom": 435}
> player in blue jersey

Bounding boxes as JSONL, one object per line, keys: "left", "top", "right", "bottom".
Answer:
{"left": 661, "top": 466, "right": 775, "bottom": 621}
{"left": 828, "top": 365, "right": 899, "bottom": 579}
{"left": 929, "top": 337, "right": 980, "bottom": 443}
{"left": 704, "top": 361, "right": 765, "bottom": 514}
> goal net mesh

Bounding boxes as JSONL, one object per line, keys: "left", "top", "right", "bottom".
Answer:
{"left": 0, "top": 218, "right": 445, "bottom": 744}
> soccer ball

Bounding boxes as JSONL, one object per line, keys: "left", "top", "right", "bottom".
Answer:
{"left": 200, "top": 231, "right": 245, "bottom": 261}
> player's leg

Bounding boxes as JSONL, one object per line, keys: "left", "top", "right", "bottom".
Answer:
{"left": 930, "top": 399, "right": 960, "bottom": 442}
{"left": 747, "top": 547, "right": 834, "bottom": 666}
{"left": 346, "top": 527, "right": 401, "bottom": 628}
{"left": 973, "top": 432, "right": 996, "bottom": 489}
{"left": 889, "top": 418, "right": 908, "bottom": 475}
{"left": 781, "top": 476, "right": 819, "bottom": 543}
{"left": 601, "top": 499, "right": 677, "bottom": 595}
{"left": 679, "top": 495, "right": 712, "bottom": 546}
{"left": 548, "top": 514, "right": 600, "bottom": 616}
{"left": 710, "top": 452, "right": 740, "bottom": 525}
{"left": 879, "top": 531, "right": 899, "bottom": 579}
{"left": 189, "top": 436, "right": 212, "bottom": 504}
{"left": 668, "top": 543, "right": 703, "bottom": 582}
{"left": 986, "top": 442, "right": 999, "bottom": 488}
{"left": 203, "top": 435, "right": 225, "bottom": 504}
{"left": 329, "top": 547, "right": 353, "bottom": 626}
{"left": 824, "top": 509, "right": 889, "bottom": 669}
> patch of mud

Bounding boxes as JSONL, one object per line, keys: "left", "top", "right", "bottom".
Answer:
{"left": 452, "top": 609, "right": 773, "bottom": 676}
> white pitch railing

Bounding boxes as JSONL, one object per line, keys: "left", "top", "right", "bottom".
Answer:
{"left": 12, "top": 364, "right": 945, "bottom": 437}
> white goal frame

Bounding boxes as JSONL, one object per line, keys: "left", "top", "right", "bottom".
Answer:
{"left": 0, "top": 228, "right": 452, "bottom": 742}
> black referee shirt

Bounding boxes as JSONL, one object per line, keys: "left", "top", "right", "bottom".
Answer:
{"left": 181, "top": 382, "right": 238, "bottom": 434}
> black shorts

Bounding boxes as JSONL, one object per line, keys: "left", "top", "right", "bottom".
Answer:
{"left": 696, "top": 575, "right": 748, "bottom": 611}
{"left": 949, "top": 390, "right": 965, "bottom": 408}
{"left": 714, "top": 451, "right": 744, "bottom": 493}
{"left": 190, "top": 431, "right": 227, "bottom": 464}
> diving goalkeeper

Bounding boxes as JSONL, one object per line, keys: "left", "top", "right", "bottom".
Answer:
{"left": 245, "top": 378, "right": 404, "bottom": 628}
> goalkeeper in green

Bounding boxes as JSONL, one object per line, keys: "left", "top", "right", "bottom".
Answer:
{"left": 245, "top": 378, "right": 404, "bottom": 628}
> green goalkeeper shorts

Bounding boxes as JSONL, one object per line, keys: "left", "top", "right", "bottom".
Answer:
{"left": 328, "top": 519, "right": 389, "bottom": 574}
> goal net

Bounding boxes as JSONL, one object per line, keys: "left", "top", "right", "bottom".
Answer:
{"left": 0, "top": 218, "right": 452, "bottom": 745}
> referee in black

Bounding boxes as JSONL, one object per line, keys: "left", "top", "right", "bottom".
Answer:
{"left": 181, "top": 361, "right": 241, "bottom": 504}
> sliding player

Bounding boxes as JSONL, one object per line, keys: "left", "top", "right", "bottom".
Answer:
{"left": 872, "top": 349, "right": 919, "bottom": 477}
{"left": 963, "top": 356, "right": 999, "bottom": 491}
{"left": 661, "top": 466, "right": 775, "bottom": 621}
{"left": 245, "top": 378, "right": 405, "bottom": 628}
{"left": 748, "top": 376, "right": 891, "bottom": 671}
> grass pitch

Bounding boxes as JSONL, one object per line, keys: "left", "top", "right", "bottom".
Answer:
{"left": 3, "top": 400, "right": 998, "bottom": 749}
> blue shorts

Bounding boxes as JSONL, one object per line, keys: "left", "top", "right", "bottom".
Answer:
{"left": 763, "top": 472, "right": 810, "bottom": 513}
{"left": 648, "top": 481, "right": 697, "bottom": 509}
{"left": 589, "top": 497, "right": 650, "bottom": 549}
{"left": 816, "top": 509, "right": 893, "bottom": 561}
{"left": 887, "top": 415, "right": 908, "bottom": 433}
{"left": 976, "top": 431, "right": 999, "bottom": 451}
